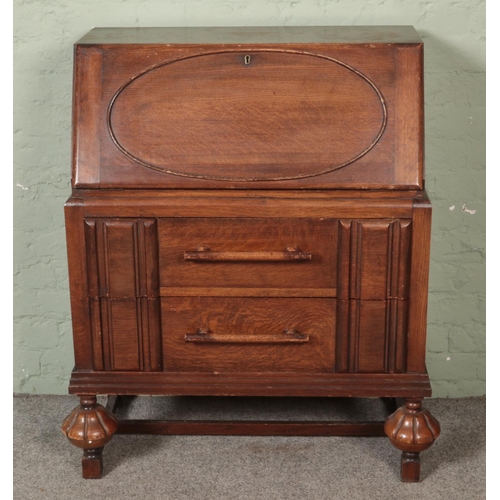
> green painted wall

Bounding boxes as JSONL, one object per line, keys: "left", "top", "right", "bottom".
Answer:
{"left": 14, "top": 0, "right": 485, "bottom": 396}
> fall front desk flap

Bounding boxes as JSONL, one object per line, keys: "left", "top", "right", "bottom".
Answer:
{"left": 72, "top": 26, "right": 423, "bottom": 190}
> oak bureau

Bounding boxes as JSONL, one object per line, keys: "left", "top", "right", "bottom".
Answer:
{"left": 61, "top": 26, "right": 440, "bottom": 482}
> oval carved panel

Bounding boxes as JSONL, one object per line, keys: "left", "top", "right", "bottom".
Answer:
{"left": 108, "top": 50, "right": 387, "bottom": 182}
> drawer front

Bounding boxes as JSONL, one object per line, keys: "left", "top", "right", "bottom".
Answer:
{"left": 162, "top": 297, "right": 336, "bottom": 372}
{"left": 159, "top": 218, "right": 337, "bottom": 293}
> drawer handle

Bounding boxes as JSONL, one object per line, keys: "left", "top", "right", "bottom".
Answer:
{"left": 184, "top": 246, "right": 312, "bottom": 262}
{"left": 185, "top": 327, "right": 309, "bottom": 343}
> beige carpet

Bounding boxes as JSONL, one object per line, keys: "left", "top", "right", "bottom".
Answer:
{"left": 14, "top": 395, "right": 485, "bottom": 500}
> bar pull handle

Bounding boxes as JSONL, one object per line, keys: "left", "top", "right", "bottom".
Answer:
{"left": 184, "top": 246, "right": 312, "bottom": 262}
{"left": 185, "top": 327, "right": 309, "bottom": 344}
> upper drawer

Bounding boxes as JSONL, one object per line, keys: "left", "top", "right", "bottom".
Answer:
{"left": 72, "top": 27, "right": 423, "bottom": 189}
{"left": 159, "top": 218, "right": 337, "bottom": 295}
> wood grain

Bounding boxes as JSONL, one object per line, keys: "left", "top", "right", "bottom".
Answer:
{"left": 159, "top": 287, "right": 337, "bottom": 298}
{"left": 407, "top": 196, "right": 432, "bottom": 372}
{"left": 75, "top": 188, "right": 426, "bottom": 200}
{"left": 339, "top": 298, "right": 410, "bottom": 374}
{"left": 72, "top": 47, "right": 102, "bottom": 186}
{"left": 394, "top": 44, "right": 424, "bottom": 187}
{"left": 108, "top": 50, "right": 387, "bottom": 182}
{"left": 159, "top": 218, "right": 336, "bottom": 290}
{"left": 82, "top": 196, "right": 414, "bottom": 219}
{"left": 337, "top": 219, "right": 412, "bottom": 300}
{"left": 64, "top": 198, "right": 93, "bottom": 369}
{"left": 77, "top": 26, "right": 423, "bottom": 45}
{"left": 84, "top": 218, "right": 162, "bottom": 371}
{"left": 162, "top": 297, "right": 336, "bottom": 373}
{"left": 68, "top": 371, "right": 432, "bottom": 398}
{"left": 71, "top": 28, "right": 423, "bottom": 189}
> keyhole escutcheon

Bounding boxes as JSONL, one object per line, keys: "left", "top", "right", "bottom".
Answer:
{"left": 244, "top": 55, "right": 251, "bottom": 65}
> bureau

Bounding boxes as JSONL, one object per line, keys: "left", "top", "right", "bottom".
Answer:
{"left": 61, "top": 26, "right": 440, "bottom": 482}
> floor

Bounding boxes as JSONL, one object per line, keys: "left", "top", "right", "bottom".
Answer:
{"left": 13, "top": 395, "right": 485, "bottom": 500}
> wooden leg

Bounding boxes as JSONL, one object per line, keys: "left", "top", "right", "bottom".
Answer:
{"left": 401, "top": 451, "right": 421, "bottom": 482}
{"left": 384, "top": 398, "right": 440, "bottom": 482}
{"left": 61, "top": 396, "right": 118, "bottom": 479}
{"left": 82, "top": 447, "right": 103, "bottom": 479}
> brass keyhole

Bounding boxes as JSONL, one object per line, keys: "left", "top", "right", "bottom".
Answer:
{"left": 244, "top": 55, "right": 251, "bottom": 65}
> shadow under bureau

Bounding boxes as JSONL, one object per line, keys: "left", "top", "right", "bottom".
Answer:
{"left": 62, "top": 26, "right": 440, "bottom": 482}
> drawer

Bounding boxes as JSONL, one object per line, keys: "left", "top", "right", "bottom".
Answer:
{"left": 159, "top": 218, "right": 337, "bottom": 294}
{"left": 162, "top": 297, "right": 336, "bottom": 372}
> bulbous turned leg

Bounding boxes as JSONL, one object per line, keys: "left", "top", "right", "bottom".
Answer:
{"left": 384, "top": 398, "right": 441, "bottom": 482}
{"left": 61, "top": 396, "right": 118, "bottom": 479}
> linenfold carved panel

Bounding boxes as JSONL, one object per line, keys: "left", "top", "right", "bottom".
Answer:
{"left": 337, "top": 219, "right": 412, "bottom": 300}
{"left": 335, "top": 219, "right": 411, "bottom": 373}
{"left": 84, "top": 219, "right": 161, "bottom": 372}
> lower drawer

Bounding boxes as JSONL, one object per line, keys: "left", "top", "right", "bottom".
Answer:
{"left": 161, "top": 297, "right": 336, "bottom": 372}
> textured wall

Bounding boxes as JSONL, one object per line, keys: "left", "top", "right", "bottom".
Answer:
{"left": 14, "top": 0, "right": 485, "bottom": 396}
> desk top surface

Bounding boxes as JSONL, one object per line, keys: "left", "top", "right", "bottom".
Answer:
{"left": 76, "top": 26, "right": 422, "bottom": 45}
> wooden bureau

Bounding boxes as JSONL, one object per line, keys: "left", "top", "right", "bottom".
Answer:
{"left": 62, "top": 26, "right": 440, "bottom": 482}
